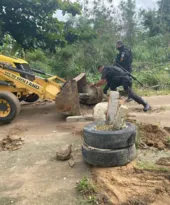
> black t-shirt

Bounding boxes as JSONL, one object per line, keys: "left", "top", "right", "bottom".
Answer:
{"left": 101, "top": 65, "right": 127, "bottom": 82}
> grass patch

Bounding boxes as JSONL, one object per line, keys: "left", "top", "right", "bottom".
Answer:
{"left": 76, "top": 177, "right": 96, "bottom": 195}
{"left": 118, "top": 87, "right": 170, "bottom": 97}
{"left": 136, "top": 161, "right": 169, "bottom": 173}
{"left": 134, "top": 88, "right": 170, "bottom": 97}
{"left": 76, "top": 177, "right": 98, "bottom": 205}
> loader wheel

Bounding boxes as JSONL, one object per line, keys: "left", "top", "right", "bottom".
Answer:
{"left": 24, "top": 93, "right": 39, "bottom": 103}
{"left": 0, "top": 91, "right": 21, "bottom": 124}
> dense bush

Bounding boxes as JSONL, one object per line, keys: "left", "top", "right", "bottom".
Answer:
{"left": 0, "top": 0, "right": 170, "bottom": 91}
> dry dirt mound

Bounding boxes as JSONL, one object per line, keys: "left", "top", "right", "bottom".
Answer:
{"left": 92, "top": 164, "right": 170, "bottom": 205}
{"left": 0, "top": 125, "right": 26, "bottom": 151}
{"left": 0, "top": 135, "right": 24, "bottom": 151}
{"left": 138, "top": 124, "right": 170, "bottom": 150}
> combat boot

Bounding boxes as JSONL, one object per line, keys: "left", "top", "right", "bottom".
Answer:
{"left": 143, "top": 103, "right": 151, "bottom": 112}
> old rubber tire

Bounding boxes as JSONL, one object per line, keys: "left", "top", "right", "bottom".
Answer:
{"left": 24, "top": 93, "right": 39, "bottom": 103}
{"left": 82, "top": 143, "right": 136, "bottom": 167}
{"left": 83, "top": 122, "right": 136, "bottom": 149}
{"left": 0, "top": 91, "right": 21, "bottom": 124}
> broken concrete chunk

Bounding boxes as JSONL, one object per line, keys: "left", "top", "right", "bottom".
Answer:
{"left": 93, "top": 102, "right": 108, "bottom": 121}
{"left": 56, "top": 144, "right": 72, "bottom": 161}
{"left": 66, "top": 115, "right": 93, "bottom": 122}
{"left": 114, "top": 105, "right": 129, "bottom": 129}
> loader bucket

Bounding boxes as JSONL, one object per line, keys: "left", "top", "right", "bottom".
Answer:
{"left": 55, "top": 80, "right": 81, "bottom": 116}
{"left": 74, "top": 73, "right": 103, "bottom": 105}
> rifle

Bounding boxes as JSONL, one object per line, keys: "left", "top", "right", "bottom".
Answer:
{"left": 114, "top": 62, "right": 144, "bottom": 87}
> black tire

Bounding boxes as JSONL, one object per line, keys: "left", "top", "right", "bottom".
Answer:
{"left": 0, "top": 91, "right": 21, "bottom": 124}
{"left": 83, "top": 122, "right": 136, "bottom": 149}
{"left": 82, "top": 143, "right": 136, "bottom": 167}
{"left": 24, "top": 93, "right": 39, "bottom": 103}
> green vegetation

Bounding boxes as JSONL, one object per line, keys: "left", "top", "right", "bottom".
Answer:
{"left": 76, "top": 177, "right": 96, "bottom": 195}
{"left": 0, "top": 0, "right": 170, "bottom": 92}
{"left": 76, "top": 177, "right": 98, "bottom": 205}
{"left": 136, "top": 161, "right": 169, "bottom": 173}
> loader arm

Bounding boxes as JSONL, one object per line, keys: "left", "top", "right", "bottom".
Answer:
{"left": 0, "top": 64, "right": 81, "bottom": 116}
{"left": 0, "top": 68, "right": 61, "bottom": 100}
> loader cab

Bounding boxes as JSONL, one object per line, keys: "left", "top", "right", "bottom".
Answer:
{"left": 0, "top": 55, "right": 35, "bottom": 81}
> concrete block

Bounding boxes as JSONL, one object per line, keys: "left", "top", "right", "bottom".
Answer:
{"left": 114, "top": 105, "right": 129, "bottom": 129}
{"left": 93, "top": 102, "right": 108, "bottom": 121}
{"left": 66, "top": 115, "right": 93, "bottom": 122}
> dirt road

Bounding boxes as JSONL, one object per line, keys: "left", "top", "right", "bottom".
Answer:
{"left": 0, "top": 102, "right": 90, "bottom": 205}
{"left": 129, "top": 95, "right": 170, "bottom": 126}
{"left": 1, "top": 95, "right": 170, "bottom": 205}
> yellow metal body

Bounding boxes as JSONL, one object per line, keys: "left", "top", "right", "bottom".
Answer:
{"left": 0, "top": 55, "right": 82, "bottom": 118}
{"left": 0, "top": 54, "right": 66, "bottom": 101}
{"left": 0, "top": 67, "right": 66, "bottom": 101}
{"left": 0, "top": 55, "right": 28, "bottom": 67}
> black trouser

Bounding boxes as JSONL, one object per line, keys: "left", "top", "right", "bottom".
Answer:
{"left": 109, "top": 78, "right": 146, "bottom": 106}
{"left": 103, "top": 79, "right": 132, "bottom": 96}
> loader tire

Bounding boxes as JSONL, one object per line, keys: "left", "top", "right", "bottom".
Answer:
{"left": 24, "top": 93, "right": 39, "bottom": 103}
{"left": 82, "top": 143, "right": 136, "bottom": 167}
{"left": 0, "top": 91, "right": 21, "bottom": 124}
{"left": 83, "top": 122, "right": 136, "bottom": 149}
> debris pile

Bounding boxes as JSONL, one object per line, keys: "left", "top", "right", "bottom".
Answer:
{"left": 138, "top": 123, "right": 170, "bottom": 149}
{"left": 0, "top": 135, "right": 24, "bottom": 151}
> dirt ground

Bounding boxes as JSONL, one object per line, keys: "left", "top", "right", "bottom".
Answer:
{"left": 0, "top": 102, "right": 91, "bottom": 205}
{"left": 92, "top": 95, "right": 170, "bottom": 205}
{"left": 1, "top": 95, "right": 170, "bottom": 205}
{"left": 93, "top": 163, "right": 170, "bottom": 205}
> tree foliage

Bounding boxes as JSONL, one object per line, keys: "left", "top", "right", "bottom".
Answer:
{"left": 142, "top": 0, "right": 170, "bottom": 36}
{"left": 119, "top": 0, "right": 136, "bottom": 46}
{"left": 0, "top": 0, "right": 81, "bottom": 50}
{"left": 1, "top": 0, "right": 170, "bottom": 88}
{"left": 64, "top": 17, "right": 96, "bottom": 44}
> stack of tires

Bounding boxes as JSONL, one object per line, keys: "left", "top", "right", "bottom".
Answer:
{"left": 82, "top": 122, "right": 137, "bottom": 167}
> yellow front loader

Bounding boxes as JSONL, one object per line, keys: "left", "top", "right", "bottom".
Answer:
{"left": 0, "top": 55, "right": 103, "bottom": 124}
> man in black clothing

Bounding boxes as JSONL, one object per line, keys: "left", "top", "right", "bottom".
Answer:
{"left": 103, "top": 41, "right": 133, "bottom": 101}
{"left": 91, "top": 65, "right": 150, "bottom": 112}
{"left": 115, "top": 41, "right": 132, "bottom": 73}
